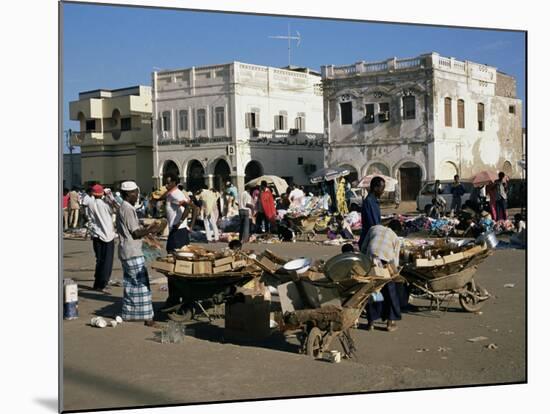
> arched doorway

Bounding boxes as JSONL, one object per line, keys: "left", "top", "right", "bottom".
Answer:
{"left": 245, "top": 161, "right": 263, "bottom": 184}
{"left": 398, "top": 162, "right": 423, "bottom": 201}
{"left": 187, "top": 160, "right": 205, "bottom": 192}
{"left": 502, "top": 161, "right": 513, "bottom": 176}
{"left": 365, "top": 163, "right": 390, "bottom": 177}
{"left": 162, "top": 160, "right": 180, "bottom": 181}
{"left": 213, "top": 159, "right": 231, "bottom": 191}
{"left": 439, "top": 161, "right": 458, "bottom": 180}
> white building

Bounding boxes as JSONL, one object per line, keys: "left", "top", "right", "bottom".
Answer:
{"left": 69, "top": 86, "right": 154, "bottom": 192}
{"left": 152, "top": 62, "right": 325, "bottom": 192}
{"left": 321, "top": 52, "right": 523, "bottom": 200}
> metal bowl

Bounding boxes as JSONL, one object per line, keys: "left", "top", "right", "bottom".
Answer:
{"left": 475, "top": 231, "right": 498, "bottom": 249}
{"left": 283, "top": 258, "right": 312, "bottom": 274}
{"left": 323, "top": 253, "right": 373, "bottom": 282}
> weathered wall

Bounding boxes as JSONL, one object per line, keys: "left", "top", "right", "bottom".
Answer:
{"left": 433, "top": 65, "right": 523, "bottom": 179}
{"left": 323, "top": 67, "right": 433, "bottom": 180}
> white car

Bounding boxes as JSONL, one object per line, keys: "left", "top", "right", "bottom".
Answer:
{"left": 416, "top": 180, "right": 473, "bottom": 214}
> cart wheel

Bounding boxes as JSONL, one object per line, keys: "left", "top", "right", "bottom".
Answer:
{"left": 306, "top": 327, "right": 324, "bottom": 359}
{"left": 167, "top": 303, "right": 195, "bottom": 322}
{"left": 307, "top": 231, "right": 316, "bottom": 241}
{"left": 459, "top": 282, "right": 487, "bottom": 312}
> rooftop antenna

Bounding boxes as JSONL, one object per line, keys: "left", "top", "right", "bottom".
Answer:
{"left": 269, "top": 22, "right": 301, "bottom": 67}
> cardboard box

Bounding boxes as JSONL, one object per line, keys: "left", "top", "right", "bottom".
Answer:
{"left": 174, "top": 260, "right": 193, "bottom": 274}
{"left": 369, "top": 266, "right": 391, "bottom": 279}
{"left": 151, "top": 260, "right": 175, "bottom": 273}
{"left": 212, "top": 263, "right": 232, "bottom": 274}
{"left": 214, "top": 256, "right": 234, "bottom": 267}
{"left": 224, "top": 301, "right": 271, "bottom": 341}
{"left": 193, "top": 261, "right": 213, "bottom": 274}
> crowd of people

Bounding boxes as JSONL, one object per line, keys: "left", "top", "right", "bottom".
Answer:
{"left": 65, "top": 169, "right": 523, "bottom": 329}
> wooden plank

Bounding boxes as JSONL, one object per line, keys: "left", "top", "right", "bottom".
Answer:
{"left": 415, "top": 258, "right": 433, "bottom": 268}
{"left": 259, "top": 256, "right": 278, "bottom": 273}
{"left": 212, "top": 263, "right": 232, "bottom": 274}
{"left": 442, "top": 252, "right": 465, "bottom": 265}
{"left": 463, "top": 245, "right": 485, "bottom": 258}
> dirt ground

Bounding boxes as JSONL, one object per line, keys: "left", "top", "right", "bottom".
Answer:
{"left": 62, "top": 236, "right": 526, "bottom": 412}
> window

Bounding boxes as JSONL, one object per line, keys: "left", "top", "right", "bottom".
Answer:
{"left": 457, "top": 99, "right": 465, "bottom": 129}
{"left": 85, "top": 120, "right": 96, "bottom": 131}
{"left": 364, "top": 104, "right": 375, "bottom": 124}
{"left": 509, "top": 105, "right": 516, "bottom": 115}
{"left": 444, "top": 97, "right": 452, "bottom": 127}
{"left": 340, "top": 102, "right": 353, "bottom": 125}
{"left": 297, "top": 157, "right": 303, "bottom": 165}
{"left": 274, "top": 112, "right": 287, "bottom": 130}
{"left": 379, "top": 102, "right": 390, "bottom": 122}
{"left": 403, "top": 96, "right": 416, "bottom": 120}
{"left": 477, "top": 103, "right": 485, "bottom": 131}
{"left": 245, "top": 111, "right": 260, "bottom": 129}
{"left": 179, "top": 110, "right": 188, "bottom": 131}
{"left": 162, "top": 111, "right": 171, "bottom": 132}
{"left": 120, "top": 117, "right": 131, "bottom": 131}
{"left": 215, "top": 107, "right": 225, "bottom": 129}
{"left": 295, "top": 113, "right": 306, "bottom": 131}
{"left": 197, "top": 109, "right": 206, "bottom": 131}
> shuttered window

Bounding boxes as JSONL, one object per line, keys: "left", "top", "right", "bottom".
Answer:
{"left": 457, "top": 99, "right": 465, "bottom": 129}
{"left": 444, "top": 97, "right": 452, "bottom": 127}
{"left": 403, "top": 96, "right": 416, "bottom": 119}
{"left": 364, "top": 104, "right": 375, "bottom": 124}
{"left": 340, "top": 102, "right": 353, "bottom": 125}
{"left": 477, "top": 103, "right": 485, "bottom": 131}
{"left": 197, "top": 109, "right": 206, "bottom": 130}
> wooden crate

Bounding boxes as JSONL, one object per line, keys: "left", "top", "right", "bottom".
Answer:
{"left": 214, "top": 256, "right": 234, "bottom": 267}
{"left": 151, "top": 260, "right": 175, "bottom": 273}
{"left": 193, "top": 261, "right": 213, "bottom": 274}
{"left": 174, "top": 260, "right": 193, "bottom": 274}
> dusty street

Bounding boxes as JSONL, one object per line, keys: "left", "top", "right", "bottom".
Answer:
{"left": 62, "top": 237, "right": 526, "bottom": 412}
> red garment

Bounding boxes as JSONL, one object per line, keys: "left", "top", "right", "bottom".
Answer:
{"left": 63, "top": 194, "right": 69, "bottom": 209}
{"left": 487, "top": 184, "right": 497, "bottom": 220}
{"left": 260, "top": 189, "right": 276, "bottom": 222}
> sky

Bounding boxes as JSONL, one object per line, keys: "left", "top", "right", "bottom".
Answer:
{"left": 62, "top": 2, "right": 526, "bottom": 153}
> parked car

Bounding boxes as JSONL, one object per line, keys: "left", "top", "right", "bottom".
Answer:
{"left": 416, "top": 180, "right": 474, "bottom": 214}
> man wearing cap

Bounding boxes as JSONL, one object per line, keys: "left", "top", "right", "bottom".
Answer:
{"left": 163, "top": 172, "right": 192, "bottom": 252}
{"left": 117, "top": 181, "right": 160, "bottom": 325}
{"left": 87, "top": 184, "right": 116, "bottom": 293}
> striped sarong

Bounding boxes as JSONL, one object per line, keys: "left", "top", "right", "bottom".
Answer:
{"left": 121, "top": 256, "right": 154, "bottom": 321}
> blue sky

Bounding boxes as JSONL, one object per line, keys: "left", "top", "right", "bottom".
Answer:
{"left": 62, "top": 2, "right": 526, "bottom": 152}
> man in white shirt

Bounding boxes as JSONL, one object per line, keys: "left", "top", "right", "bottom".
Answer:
{"left": 195, "top": 188, "right": 220, "bottom": 242}
{"left": 87, "top": 184, "right": 116, "bottom": 293}
{"left": 239, "top": 188, "right": 254, "bottom": 242}
{"left": 163, "top": 172, "right": 192, "bottom": 253}
{"left": 289, "top": 185, "right": 305, "bottom": 208}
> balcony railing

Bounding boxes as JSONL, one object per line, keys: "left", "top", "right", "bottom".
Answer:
{"left": 248, "top": 129, "right": 325, "bottom": 147}
{"left": 157, "top": 135, "right": 232, "bottom": 146}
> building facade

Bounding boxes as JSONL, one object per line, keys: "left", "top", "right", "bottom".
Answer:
{"left": 63, "top": 153, "right": 82, "bottom": 189}
{"left": 152, "top": 62, "right": 324, "bottom": 193}
{"left": 321, "top": 52, "right": 523, "bottom": 200}
{"left": 69, "top": 86, "right": 154, "bottom": 192}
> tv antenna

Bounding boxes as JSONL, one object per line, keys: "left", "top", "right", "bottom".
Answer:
{"left": 269, "top": 23, "right": 301, "bottom": 67}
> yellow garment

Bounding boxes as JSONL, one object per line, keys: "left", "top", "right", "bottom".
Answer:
{"left": 337, "top": 179, "right": 348, "bottom": 214}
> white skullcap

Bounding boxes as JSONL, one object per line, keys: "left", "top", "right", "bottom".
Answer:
{"left": 121, "top": 181, "right": 138, "bottom": 191}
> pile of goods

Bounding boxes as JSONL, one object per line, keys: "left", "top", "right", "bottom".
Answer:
{"left": 152, "top": 245, "right": 261, "bottom": 277}
{"left": 400, "top": 238, "right": 491, "bottom": 277}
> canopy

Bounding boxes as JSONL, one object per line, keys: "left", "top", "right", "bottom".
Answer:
{"left": 470, "top": 170, "right": 498, "bottom": 188}
{"left": 245, "top": 175, "right": 289, "bottom": 195}
{"left": 310, "top": 167, "right": 350, "bottom": 184}
{"left": 357, "top": 174, "right": 398, "bottom": 192}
